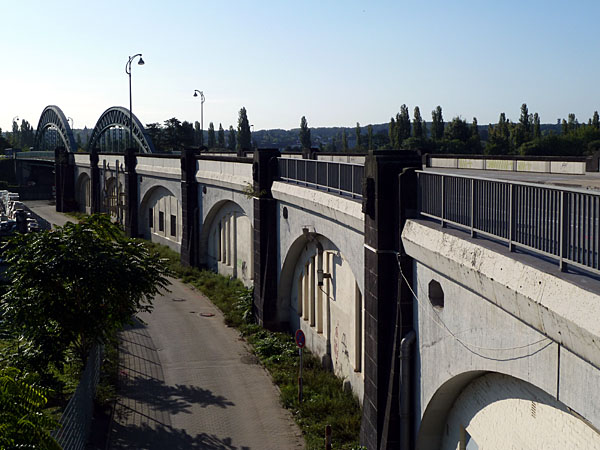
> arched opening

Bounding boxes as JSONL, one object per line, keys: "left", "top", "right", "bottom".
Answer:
{"left": 200, "top": 200, "right": 253, "bottom": 287}
{"left": 139, "top": 186, "right": 181, "bottom": 250}
{"left": 428, "top": 279, "right": 444, "bottom": 308}
{"left": 418, "top": 372, "right": 600, "bottom": 449}
{"left": 279, "top": 232, "right": 364, "bottom": 396}
{"left": 75, "top": 173, "right": 91, "bottom": 213}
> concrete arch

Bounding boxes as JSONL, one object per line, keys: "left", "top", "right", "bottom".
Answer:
{"left": 139, "top": 185, "right": 181, "bottom": 251}
{"left": 278, "top": 231, "right": 364, "bottom": 399}
{"left": 75, "top": 172, "right": 91, "bottom": 213}
{"left": 200, "top": 199, "right": 253, "bottom": 286}
{"left": 418, "top": 371, "right": 600, "bottom": 450}
{"left": 87, "top": 106, "right": 156, "bottom": 153}
{"left": 34, "top": 105, "right": 77, "bottom": 153}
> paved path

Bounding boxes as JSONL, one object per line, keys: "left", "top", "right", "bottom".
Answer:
{"left": 23, "top": 202, "right": 304, "bottom": 450}
{"left": 109, "top": 280, "right": 304, "bottom": 450}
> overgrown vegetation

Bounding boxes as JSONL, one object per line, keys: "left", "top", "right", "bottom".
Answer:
{"left": 142, "top": 242, "right": 362, "bottom": 449}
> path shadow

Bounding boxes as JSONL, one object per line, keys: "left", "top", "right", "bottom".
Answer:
{"left": 110, "top": 422, "right": 249, "bottom": 450}
{"left": 119, "top": 374, "right": 235, "bottom": 414}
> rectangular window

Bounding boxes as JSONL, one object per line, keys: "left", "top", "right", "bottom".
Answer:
{"left": 159, "top": 211, "right": 164, "bottom": 232}
{"left": 148, "top": 208, "right": 153, "bottom": 228}
{"left": 170, "top": 214, "right": 176, "bottom": 237}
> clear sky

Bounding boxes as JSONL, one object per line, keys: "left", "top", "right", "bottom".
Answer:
{"left": 1, "top": 0, "right": 599, "bottom": 132}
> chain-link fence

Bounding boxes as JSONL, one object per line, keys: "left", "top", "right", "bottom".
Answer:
{"left": 53, "top": 344, "right": 104, "bottom": 450}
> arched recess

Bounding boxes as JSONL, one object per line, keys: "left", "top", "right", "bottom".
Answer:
{"left": 33, "top": 105, "right": 77, "bottom": 152}
{"left": 75, "top": 173, "right": 91, "bottom": 213}
{"left": 139, "top": 186, "right": 182, "bottom": 250}
{"left": 102, "top": 176, "right": 122, "bottom": 219}
{"left": 87, "top": 106, "right": 156, "bottom": 153}
{"left": 278, "top": 232, "right": 364, "bottom": 395}
{"left": 418, "top": 371, "right": 600, "bottom": 449}
{"left": 200, "top": 200, "right": 253, "bottom": 287}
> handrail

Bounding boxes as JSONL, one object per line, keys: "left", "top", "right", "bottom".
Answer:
{"left": 277, "top": 157, "right": 364, "bottom": 200}
{"left": 417, "top": 171, "right": 600, "bottom": 276}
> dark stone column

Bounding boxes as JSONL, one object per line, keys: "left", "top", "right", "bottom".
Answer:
{"left": 360, "top": 150, "right": 420, "bottom": 450}
{"left": 90, "top": 148, "right": 101, "bottom": 214}
{"left": 252, "top": 148, "right": 281, "bottom": 329}
{"left": 124, "top": 148, "right": 138, "bottom": 238}
{"left": 181, "top": 147, "right": 199, "bottom": 267}
{"left": 54, "top": 146, "right": 75, "bottom": 212}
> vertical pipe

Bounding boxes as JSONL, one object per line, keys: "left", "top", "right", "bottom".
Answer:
{"left": 400, "top": 330, "right": 416, "bottom": 450}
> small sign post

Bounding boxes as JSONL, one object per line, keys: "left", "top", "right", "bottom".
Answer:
{"left": 295, "top": 329, "right": 306, "bottom": 403}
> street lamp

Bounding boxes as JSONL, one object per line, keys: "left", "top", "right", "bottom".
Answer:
{"left": 193, "top": 90, "right": 205, "bottom": 146}
{"left": 125, "top": 53, "right": 145, "bottom": 149}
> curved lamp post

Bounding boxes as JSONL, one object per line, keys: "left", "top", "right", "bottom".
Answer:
{"left": 125, "top": 54, "right": 145, "bottom": 148}
{"left": 193, "top": 90, "right": 205, "bottom": 146}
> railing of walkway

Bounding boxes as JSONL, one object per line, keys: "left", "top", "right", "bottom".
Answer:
{"left": 277, "top": 158, "right": 364, "bottom": 200}
{"left": 14, "top": 151, "right": 55, "bottom": 160}
{"left": 418, "top": 170, "right": 600, "bottom": 276}
{"left": 53, "top": 344, "right": 104, "bottom": 450}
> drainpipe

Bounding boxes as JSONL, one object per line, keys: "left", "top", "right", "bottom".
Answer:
{"left": 400, "top": 329, "right": 416, "bottom": 450}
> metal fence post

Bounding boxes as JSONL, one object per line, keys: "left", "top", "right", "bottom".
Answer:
{"left": 560, "top": 190, "right": 568, "bottom": 272}
{"left": 441, "top": 175, "right": 446, "bottom": 228}
{"left": 508, "top": 183, "right": 515, "bottom": 252}
{"left": 470, "top": 178, "right": 475, "bottom": 237}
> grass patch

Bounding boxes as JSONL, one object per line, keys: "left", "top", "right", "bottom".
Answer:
{"left": 144, "top": 242, "right": 363, "bottom": 449}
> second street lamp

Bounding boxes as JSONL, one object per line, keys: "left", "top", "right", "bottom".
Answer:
{"left": 193, "top": 90, "right": 205, "bottom": 147}
{"left": 125, "top": 54, "right": 145, "bottom": 149}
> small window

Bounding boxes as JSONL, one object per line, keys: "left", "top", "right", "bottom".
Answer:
{"left": 428, "top": 280, "right": 444, "bottom": 308}
{"left": 170, "top": 214, "right": 176, "bottom": 237}
{"left": 148, "top": 208, "right": 153, "bottom": 228}
{"left": 159, "top": 211, "right": 164, "bottom": 232}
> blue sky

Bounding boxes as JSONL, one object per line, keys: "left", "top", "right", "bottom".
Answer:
{"left": 1, "top": 0, "right": 599, "bottom": 132}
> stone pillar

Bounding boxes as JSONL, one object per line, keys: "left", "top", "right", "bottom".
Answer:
{"left": 54, "top": 146, "right": 75, "bottom": 212}
{"left": 181, "top": 147, "right": 199, "bottom": 267}
{"left": 252, "top": 148, "right": 281, "bottom": 329}
{"left": 360, "top": 150, "right": 421, "bottom": 450}
{"left": 124, "top": 148, "right": 138, "bottom": 238}
{"left": 90, "top": 148, "right": 101, "bottom": 214}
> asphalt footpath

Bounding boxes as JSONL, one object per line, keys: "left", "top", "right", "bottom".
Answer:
{"left": 23, "top": 203, "right": 305, "bottom": 450}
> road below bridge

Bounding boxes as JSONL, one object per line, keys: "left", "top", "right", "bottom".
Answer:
{"left": 25, "top": 202, "right": 304, "bottom": 450}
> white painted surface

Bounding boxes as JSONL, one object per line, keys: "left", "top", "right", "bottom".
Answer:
{"left": 196, "top": 160, "right": 253, "bottom": 191}
{"left": 516, "top": 160, "right": 550, "bottom": 173}
{"left": 430, "top": 157, "right": 458, "bottom": 168}
{"left": 442, "top": 373, "right": 600, "bottom": 450}
{"left": 74, "top": 153, "right": 90, "bottom": 167}
{"left": 137, "top": 156, "right": 181, "bottom": 178}
{"left": 550, "top": 161, "right": 586, "bottom": 175}
{"left": 485, "top": 159, "right": 515, "bottom": 171}
{"left": 457, "top": 159, "right": 484, "bottom": 170}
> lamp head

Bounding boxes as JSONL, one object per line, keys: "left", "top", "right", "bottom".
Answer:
{"left": 138, "top": 57, "right": 145, "bottom": 65}
{"left": 193, "top": 91, "right": 198, "bottom": 97}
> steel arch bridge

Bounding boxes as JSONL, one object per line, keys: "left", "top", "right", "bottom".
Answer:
{"left": 87, "top": 106, "right": 156, "bottom": 153}
{"left": 34, "top": 105, "right": 78, "bottom": 153}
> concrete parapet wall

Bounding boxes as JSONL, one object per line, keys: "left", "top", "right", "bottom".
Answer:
{"left": 137, "top": 156, "right": 181, "bottom": 179}
{"left": 550, "top": 160, "right": 587, "bottom": 174}
{"left": 73, "top": 153, "right": 90, "bottom": 167}
{"left": 196, "top": 160, "right": 253, "bottom": 191}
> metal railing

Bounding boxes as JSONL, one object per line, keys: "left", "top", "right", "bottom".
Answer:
{"left": 14, "top": 151, "right": 55, "bottom": 160}
{"left": 53, "top": 344, "right": 104, "bottom": 450}
{"left": 418, "top": 170, "right": 600, "bottom": 276}
{"left": 277, "top": 158, "right": 364, "bottom": 200}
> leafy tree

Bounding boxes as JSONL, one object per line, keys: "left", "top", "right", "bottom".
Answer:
{"left": 341, "top": 130, "right": 348, "bottom": 151}
{"left": 486, "top": 113, "right": 510, "bottom": 154}
{"left": 397, "top": 104, "right": 411, "bottom": 144}
{"left": 444, "top": 116, "right": 470, "bottom": 142}
{"left": 236, "top": 107, "right": 252, "bottom": 151}
{"left": 218, "top": 123, "right": 225, "bottom": 148}
{"left": 355, "top": 122, "right": 362, "bottom": 150}
{"left": 431, "top": 106, "right": 444, "bottom": 141}
{"left": 146, "top": 122, "right": 165, "bottom": 152}
{"left": 367, "top": 125, "right": 373, "bottom": 151}
{"left": 207, "top": 122, "right": 216, "bottom": 148}
{"left": 299, "top": 116, "right": 311, "bottom": 149}
{"left": 194, "top": 121, "right": 202, "bottom": 147}
{"left": 593, "top": 111, "right": 600, "bottom": 130}
{"left": 164, "top": 118, "right": 182, "bottom": 151}
{"left": 467, "top": 117, "right": 482, "bottom": 154}
{"left": 1, "top": 214, "right": 171, "bottom": 371}
{"left": 0, "top": 367, "right": 60, "bottom": 449}
{"left": 228, "top": 126, "right": 236, "bottom": 151}
{"left": 179, "top": 121, "right": 195, "bottom": 147}
{"left": 413, "top": 106, "right": 423, "bottom": 140}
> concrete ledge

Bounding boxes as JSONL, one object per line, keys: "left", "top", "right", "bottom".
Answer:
{"left": 272, "top": 181, "right": 364, "bottom": 233}
{"left": 137, "top": 166, "right": 181, "bottom": 179}
{"left": 196, "top": 171, "right": 252, "bottom": 192}
{"left": 401, "top": 219, "right": 600, "bottom": 370}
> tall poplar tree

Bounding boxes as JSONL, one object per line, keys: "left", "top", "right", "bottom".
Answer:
{"left": 341, "top": 130, "right": 348, "bottom": 151}
{"left": 367, "top": 124, "right": 373, "bottom": 150}
{"left": 389, "top": 117, "right": 397, "bottom": 148}
{"left": 236, "top": 107, "right": 252, "bottom": 151}
{"left": 533, "top": 113, "right": 541, "bottom": 139}
{"left": 218, "top": 123, "right": 225, "bottom": 148}
{"left": 355, "top": 122, "right": 362, "bottom": 150}
{"left": 431, "top": 106, "right": 444, "bottom": 141}
{"left": 299, "top": 116, "right": 311, "bottom": 149}
{"left": 207, "top": 122, "right": 216, "bottom": 148}
{"left": 228, "top": 126, "right": 236, "bottom": 150}
{"left": 413, "top": 106, "right": 423, "bottom": 139}
{"left": 593, "top": 111, "right": 600, "bottom": 130}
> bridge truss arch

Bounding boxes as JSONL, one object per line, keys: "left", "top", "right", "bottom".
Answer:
{"left": 87, "top": 106, "right": 156, "bottom": 153}
{"left": 34, "top": 105, "right": 78, "bottom": 153}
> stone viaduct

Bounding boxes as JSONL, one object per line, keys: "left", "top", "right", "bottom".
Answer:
{"left": 28, "top": 105, "right": 600, "bottom": 449}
